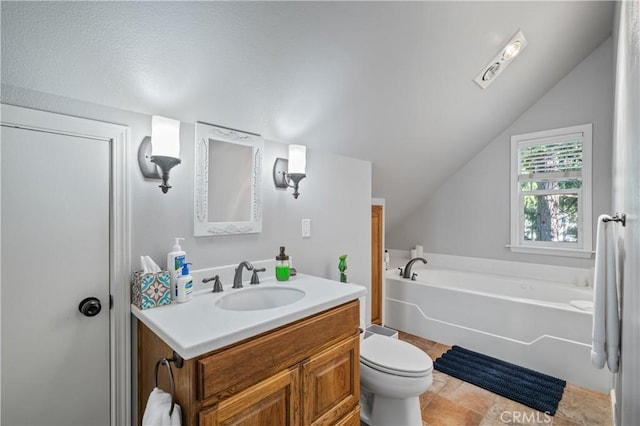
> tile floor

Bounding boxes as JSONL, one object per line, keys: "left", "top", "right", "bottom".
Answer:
{"left": 394, "top": 331, "right": 613, "bottom": 426}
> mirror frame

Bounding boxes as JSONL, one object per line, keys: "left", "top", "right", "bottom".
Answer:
{"left": 194, "top": 122, "right": 263, "bottom": 236}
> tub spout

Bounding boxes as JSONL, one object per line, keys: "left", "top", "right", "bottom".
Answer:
{"left": 403, "top": 257, "right": 427, "bottom": 279}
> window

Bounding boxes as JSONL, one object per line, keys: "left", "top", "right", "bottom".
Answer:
{"left": 509, "top": 124, "right": 592, "bottom": 257}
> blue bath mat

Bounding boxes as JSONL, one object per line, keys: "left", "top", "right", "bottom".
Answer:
{"left": 433, "top": 346, "right": 566, "bottom": 415}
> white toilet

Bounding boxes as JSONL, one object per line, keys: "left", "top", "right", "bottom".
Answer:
{"left": 359, "top": 316, "right": 433, "bottom": 425}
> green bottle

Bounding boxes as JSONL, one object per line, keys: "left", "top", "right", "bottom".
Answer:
{"left": 275, "top": 246, "right": 291, "bottom": 281}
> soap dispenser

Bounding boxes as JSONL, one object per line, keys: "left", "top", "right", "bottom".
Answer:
{"left": 275, "top": 246, "right": 291, "bottom": 281}
{"left": 176, "top": 263, "right": 193, "bottom": 303}
{"left": 167, "top": 237, "right": 186, "bottom": 300}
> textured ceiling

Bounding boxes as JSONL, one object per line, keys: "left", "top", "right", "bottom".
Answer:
{"left": 0, "top": 1, "right": 613, "bottom": 228}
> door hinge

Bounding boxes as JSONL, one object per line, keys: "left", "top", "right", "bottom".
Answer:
{"left": 110, "top": 294, "right": 114, "bottom": 309}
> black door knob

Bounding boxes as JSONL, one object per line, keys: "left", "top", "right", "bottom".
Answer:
{"left": 78, "top": 297, "right": 102, "bottom": 317}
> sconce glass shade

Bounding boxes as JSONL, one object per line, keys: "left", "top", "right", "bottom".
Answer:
{"left": 288, "top": 144, "right": 306, "bottom": 174}
{"left": 138, "top": 115, "right": 182, "bottom": 193}
{"left": 273, "top": 144, "right": 307, "bottom": 199}
{"left": 151, "top": 115, "right": 181, "bottom": 158}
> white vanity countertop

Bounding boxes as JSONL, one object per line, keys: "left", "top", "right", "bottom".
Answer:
{"left": 131, "top": 274, "right": 366, "bottom": 359}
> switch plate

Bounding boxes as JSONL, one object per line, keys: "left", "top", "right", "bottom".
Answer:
{"left": 301, "top": 219, "right": 311, "bottom": 238}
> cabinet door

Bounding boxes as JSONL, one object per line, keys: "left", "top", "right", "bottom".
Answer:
{"left": 302, "top": 335, "right": 360, "bottom": 426}
{"left": 199, "top": 368, "right": 300, "bottom": 426}
{"left": 334, "top": 407, "right": 361, "bottom": 426}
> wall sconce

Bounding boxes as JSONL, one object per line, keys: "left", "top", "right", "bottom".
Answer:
{"left": 273, "top": 144, "right": 307, "bottom": 199}
{"left": 137, "top": 115, "right": 181, "bottom": 193}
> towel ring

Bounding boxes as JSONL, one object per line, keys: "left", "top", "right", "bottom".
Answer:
{"left": 154, "top": 358, "right": 176, "bottom": 416}
{"left": 603, "top": 213, "right": 626, "bottom": 227}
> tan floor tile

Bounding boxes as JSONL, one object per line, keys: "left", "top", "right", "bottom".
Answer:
{"left": 393, "top": 331, "right": 611, "bottom": 426}
{"left": 434, "top": 342, "right": 452, "bottom": 351}
{"left": 480, "top": 395, "right": 552, "bottom": 426}
{"left": 422, "top": 394, "right": 484, "bottom": 426}
{"left": 430, "top": 369, "right": 452, "bottom": 394}
{"left": 426, "top": 345, "right": 449, "bottom": 360}
{"left": 479, "top": 416, "right": 508, "bottom": 426}
{"left": 563, "top": 383, "right": 610, "bottom": 403}
{"left": 555, "top": 384, "right": 612, "bottom": 426}
{"left": 437, "top": 375, "right": 464, "bottom": 395}
{"left": 478, "top": 417, "right": 501, "bottom": 426}
{"left": 479, "top": 410, "right": 580, "bottom": 426}
{"left": 399, "top": 331, "right": 438, "bottom": 352}
{"left": 420, "top": 390, "right": 437, "bottom": 409}
{"left": 549, "top": 416, "right": 582, "bottom": 426}
{"left": 439, "top": 382, "right": 497, "bottom": 415}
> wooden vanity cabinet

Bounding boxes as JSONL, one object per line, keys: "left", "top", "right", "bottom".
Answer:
{"left": 138, "top": 300, "right": 360, "bottom": 426}
{"left": 198, "top": 367, "right": 300, "bottom": 426}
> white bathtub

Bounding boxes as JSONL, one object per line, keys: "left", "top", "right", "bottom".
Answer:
{"left": 385, "top": 265, "right": 610, "bottom": 392}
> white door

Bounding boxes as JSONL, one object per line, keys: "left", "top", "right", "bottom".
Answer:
{"left": 1, "top": 125, "right": 111, "bottom": 425}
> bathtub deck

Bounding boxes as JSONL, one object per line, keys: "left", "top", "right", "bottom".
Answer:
{"left": 396, "top": 331, "right": 613, "bottom": 426}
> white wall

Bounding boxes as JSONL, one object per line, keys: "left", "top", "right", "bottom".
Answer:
{"left": 387, "top": 37, "right": 614, "bottom": 268}
{"left": 0, "top": 84, "right": 372, "bottom": 422}
{"left": 0, "top": 85, "right": 372, "bottom": 290}
{"left": 611, "top": 2, "right": 640, "bottom": 424}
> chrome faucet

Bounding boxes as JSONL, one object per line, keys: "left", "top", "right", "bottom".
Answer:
{"left": 402, "top": 257, "right": 427, "bottom": 279}
{"left": 233, "top": 261, "right": 254, "bottom": 289}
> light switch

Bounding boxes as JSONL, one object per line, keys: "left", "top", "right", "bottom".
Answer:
{"left": 301, "top": 219, "right": 311, "bottom": 238}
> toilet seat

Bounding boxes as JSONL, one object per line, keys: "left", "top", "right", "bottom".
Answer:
{"left": 360, "top": 334, "right": 433, "bottom": 378}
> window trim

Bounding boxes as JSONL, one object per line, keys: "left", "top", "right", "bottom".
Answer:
{"left": 509, "top": 123, "right": 593, "bottom": 257}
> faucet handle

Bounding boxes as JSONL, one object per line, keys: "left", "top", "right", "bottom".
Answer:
{"left": 411, "top": 272, "right": 418, "bottom": 281}
{"left": 203, "top": 275, "right": 223, "bottom": 293}
{"left": 397, "top": 267, "right": 404, "bottom": 276}
{"left": 250, "top": 268, "right": 266, "bottom": 285}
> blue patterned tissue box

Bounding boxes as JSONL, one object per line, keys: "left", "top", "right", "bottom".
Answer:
{"left": 131, "top": 271, "right": 171, "bottom": 310}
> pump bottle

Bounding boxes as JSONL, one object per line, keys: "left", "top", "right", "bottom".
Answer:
{"left": 275, "top": 246, "right": 291, "bottom": 281}
{"left": 176, "top": 263, "right": 193, "bottom": 303}
{"left": 167, "top": 237, "right": 186, "bottom": 301}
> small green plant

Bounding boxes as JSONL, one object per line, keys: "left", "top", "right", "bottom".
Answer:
{"left": 338, "top": 254, "right": 347, "bottom": 283}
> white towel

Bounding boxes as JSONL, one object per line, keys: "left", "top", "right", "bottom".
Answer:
{"left": 142, "top": 387, "right": 182, "bottom": 426}
{"left": 590, "top": 214, "right": 620, "bottom": 373}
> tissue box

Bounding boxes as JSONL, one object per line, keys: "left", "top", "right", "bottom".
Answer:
{"left": 131, "top": 271, "right": 171, "bottom": 310}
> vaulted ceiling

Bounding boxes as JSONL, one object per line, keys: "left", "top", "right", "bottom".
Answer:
{"left": 1, "top": 1, "right": 613, "bottom": 228}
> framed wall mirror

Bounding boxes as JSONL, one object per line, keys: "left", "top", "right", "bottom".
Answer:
{"left": 194, "top": 122, "right": 263, "bottom": 236}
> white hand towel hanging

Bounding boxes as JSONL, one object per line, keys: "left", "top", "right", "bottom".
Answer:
{"left": 142, "top": 387, "right": 182, "bottom": 426}
{"left": 590, "top": 214, "right": 620, "bottom": 373}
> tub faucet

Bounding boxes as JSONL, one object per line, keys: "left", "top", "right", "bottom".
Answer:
{"left": 233, "top": 261, "right": 254, "bottom": 289}
{"left": 403, "top": 257, "right": 427, "bottom": 279}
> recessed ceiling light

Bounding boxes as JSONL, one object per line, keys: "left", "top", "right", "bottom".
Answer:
{"left": 502, "top": 40, "right": 523, "bottom": 60}
{"left": 474, "top": 30, "right": 528, "bottom": 89}
{"left": 482, "top": 63, "right": 501, "bottom": 81}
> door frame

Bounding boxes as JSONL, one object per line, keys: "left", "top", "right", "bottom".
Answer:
{"left": 0, "top": 104, "right": 131, "bottom": 426}
{"left": 371, "top": 198, "right": 385, "bottom": 325}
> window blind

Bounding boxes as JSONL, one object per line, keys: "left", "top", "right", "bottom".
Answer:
{"left": 519, "top": 138, "right": 583, "bottom": 176}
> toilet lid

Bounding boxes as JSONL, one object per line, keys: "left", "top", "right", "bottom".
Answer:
{"left": 361, "top": 334, "right": 433, "bottom": 378}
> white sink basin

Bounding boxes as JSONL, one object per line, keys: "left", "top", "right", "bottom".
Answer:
{"left": 215, "top": 286, "right": 306, "bottom": 311}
